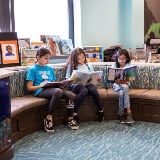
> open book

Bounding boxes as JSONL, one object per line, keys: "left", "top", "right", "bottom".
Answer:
{"left": 42, "top": 79, "right": 73, "bottom": 88}
{"left": 107, "top": 65, "right": 137, "bottom": 83}
{"left": 70, "top": 70, "right": 103, "bottom": 86}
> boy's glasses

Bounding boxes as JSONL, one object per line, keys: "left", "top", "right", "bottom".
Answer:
{"left": 118, "top": 57, "right": 126, "bottom": 61}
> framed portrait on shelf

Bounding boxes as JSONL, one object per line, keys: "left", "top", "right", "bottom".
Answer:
{"left": 0, "top": 40, "right": 20, "bottom": 65}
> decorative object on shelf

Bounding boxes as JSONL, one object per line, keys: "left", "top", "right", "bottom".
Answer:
{"left": 21, "top": 49, "right": 37, "bottom": 66}
{"left": 18, "top": 38, "right": 30, "bottom": 51}
{"left": 103, "top": 45, "right": 123, "bottom": 62}
{"left": 53, "top": 39, "right": 73, "bottom": 55}
{"left": 0, "top": 40, "right": 20, "bottom": 65}
{"left": 40, "top": 35, "right": 73, "bottom": 56}
{"left": 0, "top": 32, "right": 21, "bottom": 67}
{"left": 30, "top": 41, "right": 44, "bottom": 49}
{"left": 82, "top": 46, "right": 103, "bottom": 62}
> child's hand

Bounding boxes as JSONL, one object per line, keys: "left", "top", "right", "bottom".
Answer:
{"left": 121, "top": 80, "right": 129, "bottom": 85}
{"left": 40, "top": 81, "right": 47, "bottom": 87}
{"left": 74, "top": 77, "right": 80, "bottom": 82}
{"left": 97, "top": 78, "right": 102, "bottom": 82}
{"left": 59, "top": 84, "right": 64, "bottom": 89}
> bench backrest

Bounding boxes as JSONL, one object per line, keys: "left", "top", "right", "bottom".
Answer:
{"left": 9, "top": 65, "right": 160, "bottom": 98}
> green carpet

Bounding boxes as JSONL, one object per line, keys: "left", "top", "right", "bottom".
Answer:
{"left": 13, "top": 121, "right": 160, "bottom": 160}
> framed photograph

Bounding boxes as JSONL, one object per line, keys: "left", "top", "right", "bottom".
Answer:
{"left": 0, "top": 40, "right": 20, "bottom": 64}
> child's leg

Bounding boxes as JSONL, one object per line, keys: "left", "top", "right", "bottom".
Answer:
{"left": 121, "top": 84, "right": 130, "bottom": 110}
{"left": 37, "top": 87, "right": 63, "bottom": 115}
{"left": 86, "top": 84, "right": 103, "bottom": 111}
{"left": 117, "top": 90, "right": 124, "bottom": 116}
{"left": 113, "top": 83, "right": 126, "bottom": 123}
{"left": 113, "top": 83, "right": 124, "bottom": 116}
{"left": 86, "top": 84, "right": 104, "bottom": 122}
{"left": 71, "top": 85, "right": 88, "bottom": 114}
{"left": 121, "top": 84, "right": 134, "bottom": 123}
{"left": 37, "top": 88, "right": 63, "bottom": 132}
{"left": 66, "top": 99, "right": 79, "bottom": 130}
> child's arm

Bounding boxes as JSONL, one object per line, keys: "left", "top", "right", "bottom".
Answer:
{"left": 27, "top": 80, "right": 43, "bottom": 91}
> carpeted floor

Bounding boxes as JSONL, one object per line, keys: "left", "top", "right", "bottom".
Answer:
{"left": 13, "top": 121, "right": 160, "bottom": 160}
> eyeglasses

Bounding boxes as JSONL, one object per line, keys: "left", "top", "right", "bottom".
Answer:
{"left": 118, "top": 57, "right": 126, "bottom": 61}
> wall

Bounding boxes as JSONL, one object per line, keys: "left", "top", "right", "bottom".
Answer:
{"left": 79, "top": 0, "right": 144, "bottom": 50}
{"left": 130, "top": 0, "right": 144, "bottom": 49}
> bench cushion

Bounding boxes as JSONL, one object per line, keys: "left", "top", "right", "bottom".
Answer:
{"left": 97, "top": 88, "right": 108, "bottom": 98}
{"left": 140, "top": 89, "right": 160, "bottom": 100}
{"left": 11, "top": 88, "right": 108, "bottom": 117}
{"left": 11, "top": 95, "right": 49, "bottom": 117}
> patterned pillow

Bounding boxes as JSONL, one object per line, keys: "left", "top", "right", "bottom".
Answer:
{"left": 130, "top": 66, "right": 150, "bottom": 89}
{"left": 149, "top": 66, "right": 160, "bottom": 89}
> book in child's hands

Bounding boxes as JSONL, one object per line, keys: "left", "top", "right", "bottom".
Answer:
{"left": 70, "top": 70, "right": 103, "bottom": 86}
{"left": 42, "top": 79, "right": 73, "bottom": 88}
{"left": 107, "top": 65, "right": 137, "bottom": 83}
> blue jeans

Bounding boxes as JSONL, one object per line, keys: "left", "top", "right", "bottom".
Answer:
{"left": 69, "top": 84, "right": 103, "bottom": 113}
{"left": 113, "top": 83, "right": 130, "bottom": 116}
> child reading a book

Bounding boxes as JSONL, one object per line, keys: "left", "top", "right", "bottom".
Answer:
{"left": 26, "top": 47, "right": 79, "bottom": 132}
{"left": 65, "top": 47, "right": 104, "bottom": 123}
{"left": 111, "top": 49, "right": 134, "bottom": 124}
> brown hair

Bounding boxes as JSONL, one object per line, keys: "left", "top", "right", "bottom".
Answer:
{"left": 64, "top": 47, "right": 87, "bottom": 76}
{"left": 35, "top": 47, "right": 51, "bottom": 63}
{"left": 115, "top": 49, "right": 131, "bottom": 68}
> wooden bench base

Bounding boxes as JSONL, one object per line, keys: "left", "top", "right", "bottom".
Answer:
{"left": 11, "top": 98, "right": 160, "bottom": 144}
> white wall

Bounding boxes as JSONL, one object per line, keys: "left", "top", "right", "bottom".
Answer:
{"left": 124, "top": 0, "right": 132, "bottom": 49}
{"left": 131, "top": 0, "right": 144, "bottom": 49}
{"left": 78, "top": 0, "right": 144, "bottom": 50}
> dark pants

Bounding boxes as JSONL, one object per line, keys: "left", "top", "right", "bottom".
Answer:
{"left": 70, "top": 84, "right": 103, "bottom": 113}
{"left": 37, "top": 88, "right": 76, "bottom": 117}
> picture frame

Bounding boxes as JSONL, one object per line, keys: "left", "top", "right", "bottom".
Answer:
{"left": 0, "top": 40, "right": 20, "bottom": 64}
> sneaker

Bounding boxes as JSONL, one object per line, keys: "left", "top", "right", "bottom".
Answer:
{"left": 68, "top": 119, "right": 79, "bottom": 130}
{"left": 97, "top": 111, "right": 104, "bottom": 122}
{"left": 73, "top": 115, "right": 80, "bottom": 124}
{"left": 44, "top": 118, "right": 54, "bottom": 132}
{"left": 119, "top": 115, "right": 126, "bottom": 124}
{"left": 126, "top": 113, "right": 134, "bottom": 124}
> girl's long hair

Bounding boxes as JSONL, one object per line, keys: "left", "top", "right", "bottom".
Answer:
{"left": 115, "top": 49, "right": 131, "bottom": 68}
{"left": 64, "top": 47, "right": 87, "bottom": 76}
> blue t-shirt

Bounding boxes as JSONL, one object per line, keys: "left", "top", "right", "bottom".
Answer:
{"left": 26, "top": 64, "right": 56, "bottom": 96}
{"left": 65, "top": 63, "right": 94, "bottom": 78}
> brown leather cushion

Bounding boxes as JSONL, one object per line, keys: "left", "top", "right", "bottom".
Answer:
{"left": 140, "top": 89, "right": 160, "bottom": 100}
{"left": 11, "top": 95, "right": 49, "bottom": 117}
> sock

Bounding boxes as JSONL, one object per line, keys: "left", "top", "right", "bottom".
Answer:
{"left": 99, "top": 110, "right": 103, "bottom": 112}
